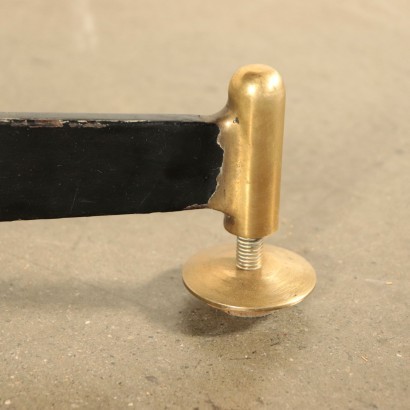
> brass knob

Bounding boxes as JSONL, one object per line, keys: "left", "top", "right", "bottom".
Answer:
{"left": 182, "top": 64, "right": 316, "bottom": 317}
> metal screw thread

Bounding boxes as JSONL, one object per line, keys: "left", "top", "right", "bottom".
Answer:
{"left": 236, "top": 237, "right": 263, "bottom": 270}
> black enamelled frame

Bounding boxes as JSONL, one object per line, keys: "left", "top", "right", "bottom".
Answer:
{"left": 0, "top": 113, "right": 222, "bottom": 221}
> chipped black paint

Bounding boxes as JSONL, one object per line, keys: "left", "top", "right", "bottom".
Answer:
{"left": 0, "top": 113, "right": 222, "bottom": 221}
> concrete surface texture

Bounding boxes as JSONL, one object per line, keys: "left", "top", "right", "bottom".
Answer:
{"left": 0, "top": 0, "right": 409, "bottom": 409}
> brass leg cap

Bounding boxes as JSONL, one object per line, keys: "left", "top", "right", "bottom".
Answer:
{"left": 182, "top": 244, "right": 316, "bottom": 317}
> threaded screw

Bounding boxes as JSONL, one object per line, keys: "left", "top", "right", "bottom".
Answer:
{"left": 236, "top": 237, "right": 263, "bottom": 270}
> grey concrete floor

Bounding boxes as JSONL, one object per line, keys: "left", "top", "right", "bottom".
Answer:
{"left": 0, "top": 1, "right": 409, "bottom": 409}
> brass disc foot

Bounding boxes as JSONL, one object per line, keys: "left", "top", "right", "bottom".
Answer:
{"left": 182, "top": 243, "right": 316, "bottom": 317}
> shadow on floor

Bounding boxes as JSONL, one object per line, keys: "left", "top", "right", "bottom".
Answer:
{"left": 0, "top": 266, "right": 310, "bottom": 339}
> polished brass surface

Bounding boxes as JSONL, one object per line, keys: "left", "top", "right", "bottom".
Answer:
{"left": 183, "top": 243, "right": 316, "bottom": 317}
{"left": 183, "top": 64, "right": 315, "bottom": 316}
{"left": 208, "top": 64, "right": 285, "bottom": 238}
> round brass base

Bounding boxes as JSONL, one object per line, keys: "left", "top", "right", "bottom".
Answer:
{"left": 182, "top": 244, "right": 316, "bottom": 317}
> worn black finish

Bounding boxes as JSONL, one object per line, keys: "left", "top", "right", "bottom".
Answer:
{"left": 0, "top": 113, "right": 222, "bottom": 221}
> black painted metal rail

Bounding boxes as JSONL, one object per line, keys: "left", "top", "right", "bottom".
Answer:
{"left": 0, "top": 113, "right": 222, "bottom": 221}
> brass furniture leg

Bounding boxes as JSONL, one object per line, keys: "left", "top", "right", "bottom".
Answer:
{"left": 183, "top": 65, "right": 316, "bottom": 317}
